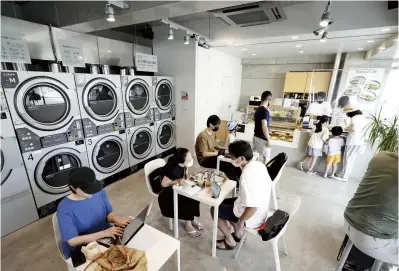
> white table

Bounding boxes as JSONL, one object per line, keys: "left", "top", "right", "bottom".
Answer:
{"left": 173, "top": 179, "right": 237, "bottom": 258}
{"left": 67, "top": 225, "right": 180, "bottom": 271}
{"left": 216, "top": 152, "right": 260, "bottom": 174}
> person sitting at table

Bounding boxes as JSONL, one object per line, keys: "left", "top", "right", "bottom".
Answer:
{"left": 57, "top": 167, "right": 132, "bottom": 258}
{"left": 210, "top": 140, "right": 272, "bottom": 250}
{"left": 195, "top": 115, "right": 241, "bottom": 181}
{"left": 158, "top": 148, "right": 203, "bottom": 238}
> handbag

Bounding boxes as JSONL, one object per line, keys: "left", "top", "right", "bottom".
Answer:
{"left": 258, "top": 210, "right": 289, "bottom": 241}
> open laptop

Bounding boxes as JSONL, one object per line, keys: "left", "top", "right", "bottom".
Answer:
{"left": 97, "top": 205, "right": 149, "bottom": 247}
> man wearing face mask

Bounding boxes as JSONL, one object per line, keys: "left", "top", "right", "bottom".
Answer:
{"left": 57, "top": 167, "right": 132, "bottom": 258}
{"left": 195, "top": 115, "right": 241, "bottom": 181}
{"left": 211, "top": 140, "right": 272, "bottom": 250}
{"left": 306, "top": 92, "right": 332, "bottom": 117}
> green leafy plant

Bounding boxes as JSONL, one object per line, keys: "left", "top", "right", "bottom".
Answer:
{"left": 364, "top": 106, "right": 399, "bottom": 153}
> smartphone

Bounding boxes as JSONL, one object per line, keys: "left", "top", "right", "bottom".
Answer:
{"left": 71, "top": 246, "right": 86, "bottom": 267}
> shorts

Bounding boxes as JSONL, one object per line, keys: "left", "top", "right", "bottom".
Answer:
{"left": 218, "top": 198, "right": 239, "bottom": 223}
{"left": 306, "top": 146, "right": 322, "bottom": 157}
{"left": 326, "top": 154, "right": 341, "bottom": 163}
{"left": 253, "top": 136, "right": 271, "bottom": 163}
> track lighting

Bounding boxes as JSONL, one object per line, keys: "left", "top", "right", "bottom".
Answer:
{"left": 168, "top": 27, "right": 174, "bottom": 40}
{"left": 105, "top": 4, "right": 115, "bottom": 22}
{"left": 319, "top": 1, "right": 332, "bottom": 27}
{"left": 320, "top": 31, "right": 328, "bottom": 43}
{"left": 184, "top": 33, "right": 189, "bottom": 45}
{"left": 313, "top": 27, "right": 325, "bottom": 36}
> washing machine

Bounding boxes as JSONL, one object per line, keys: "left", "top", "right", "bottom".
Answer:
{"left": 1, "top": 86, "right": 38, "bottom": 236}
{"left": 155, "top": 117, "right": 176, "bottom": 155}
{"left": 74, "top": 73, "right": 129, "bottom": 180}
{"left": 1, "top": 71, "right": 89, "bottom": 210}
{"left": 153, "top": 76, "right": 175, "bottom": 122}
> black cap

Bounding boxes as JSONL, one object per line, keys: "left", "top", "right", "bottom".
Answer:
{"left": 68, "top": 167, "right": 102, "bottom": 195}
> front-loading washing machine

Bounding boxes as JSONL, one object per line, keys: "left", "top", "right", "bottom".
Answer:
{"left": 155, "top": 118, "right": 176, "bottom": 155}
{"left": 74, "top": 73, "right": 129, "bottom": 180}
{"left": 153, "top": 77, "right": 175, "bottom": 122}
{"left": 1, "top": 71, "right": 89, "bottom": 210}
{"left": 1, "top": 86, "right": 38, "bottom": 236}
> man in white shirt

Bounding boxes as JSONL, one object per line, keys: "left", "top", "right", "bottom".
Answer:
{"left": 211, "top": 140, "right": 272, "bottom": 250}
{"left": 306, "top": 92, "right": 332, "bottom": 117}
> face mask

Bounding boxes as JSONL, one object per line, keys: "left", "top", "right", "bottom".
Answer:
{"left": 231, "top": 157, "right": 242, "bottom": 168}
{"left": 212, "top": 126, "right": 219, "bottom": 132}
{"left": 179, "top": 153, "right": 194, "bottom": 168}
{"left": 76, "top": 188, "right": 92, "bottom": 199}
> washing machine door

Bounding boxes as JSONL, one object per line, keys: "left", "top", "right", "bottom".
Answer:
{"left": 0, "top": 149, "right": 11, "bottom": 185}
{"left": 35, "top": 148, "right": 82, "bottom": 194}
{"left": 130, "top": 127, "right": 153, "bottom": 159}
{"left": 155, "top": 80, "right": 173, "bottom": 110}
{"left": 92, "top": 136, "right": 124, "bottom": 173}
{"left": 83, "top": 79, "right": 119, "bottom": 121}
{"left": 157, "top": 121, "right": 175, "bottom": 150}
{"left": 125, "top": 79, "right": 151, "bottom": 115}
{"left": 15, "top": 77, "right": 72, "bottom": 131}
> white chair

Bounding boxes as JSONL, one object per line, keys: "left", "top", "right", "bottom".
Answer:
{"left": 270, "top": 161, "right": 287, "bottom": 211}
{"left": 52, "top": 213, "right": 75, "bottom": 271}
{"left": 234, "top": 196, "right": 302, "bottom": 271}
{"left": 144, "top": 158, "right": 173, "bottom": 231}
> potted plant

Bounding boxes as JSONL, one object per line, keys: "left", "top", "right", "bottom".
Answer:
{"left": 364, "top": 106, "right": 399, "bottom": 153}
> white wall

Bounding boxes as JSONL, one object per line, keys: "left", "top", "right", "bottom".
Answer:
{"left": 240, "top": 55, "right": 335, "bottom": 108}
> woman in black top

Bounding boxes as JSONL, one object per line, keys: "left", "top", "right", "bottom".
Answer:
{"left": 158, "top": 148, "right": 202, "bottom": 237}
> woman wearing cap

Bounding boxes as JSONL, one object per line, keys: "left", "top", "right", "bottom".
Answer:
{"left": 158, "top": 148, "right": 202, "bottom": 238}
{"left": 57, "top": 167, "right": 133, "bottom": 259}
{"left": 225, "top": 120, "right": 238, "bottom": 151}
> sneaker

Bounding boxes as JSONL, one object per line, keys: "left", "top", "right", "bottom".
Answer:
{"left": 332, "top": 175, "right": 348, "bottom": 182}
{"left": 307, "top": 170, "right": 317, "bottom": 175}
{"left": 298, "top": 161, "right": 304, "bottom": 171}
{"left": 322, "top": 174, "right": 328, "bottom": 178}
{"left": 328, "top": 174, "right": 336, "bottom": 178}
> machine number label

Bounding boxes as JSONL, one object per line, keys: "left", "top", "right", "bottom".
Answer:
{"left": 87, "top": 139, "right": 92, "bottom": 145}
{"left": 1, "top": 72, "right": 19, "bottom": 88}
{"left": 28, "top": 154, "right": 34, "bottom": 160}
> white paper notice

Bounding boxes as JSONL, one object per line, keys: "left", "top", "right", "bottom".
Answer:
{"left": 59, "top": 40, "right": 85, "bottom": 67}
{"left": 1, "top": 36, "right": 31, "bottom": 64}
{"left": 135, "top": 53, "right": 158, "bottom": 72}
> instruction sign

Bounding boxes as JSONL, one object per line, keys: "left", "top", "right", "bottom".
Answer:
{"left": 1, "top": 36, "right": 31, "bottom": 64}
{"left": 59, "top": 40, "right": 85, "bottom": 67}
{"left": 135, "top": 53, "right": 158, "bottom": 72}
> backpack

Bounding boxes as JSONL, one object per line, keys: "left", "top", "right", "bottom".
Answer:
{"left": 266, "top": 152, "right": 288, "bottom": 181}
{"left": 258, "top": 210, "right": 289, "bottom": 241}
{"left": 148, "top": 168, "right": 163, "bottom": 194}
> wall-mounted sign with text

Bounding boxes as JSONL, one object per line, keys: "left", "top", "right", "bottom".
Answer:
{"left": 59, "top": 40, "right": 85, "bottom": 67}
{"left": 135, "top": 53, "right": 158, "bottom": 72}
{"left": 1, "top": 36, "right": 31, "bottom": 64}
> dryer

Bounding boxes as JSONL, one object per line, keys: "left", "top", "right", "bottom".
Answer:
{"left": 1, "top": 71, "right": 89, "bottom": 210}
{"left": 74, "top": 73, "right": 129, "bottom": 180}
{"left": 155, "top": 118, "right": 176, "bottom": 155}
{"left": 153, "top": 77, "right": 175, "bottom": 122}
{"left": 1, "top": 86, "right": 38, "bottom": 236}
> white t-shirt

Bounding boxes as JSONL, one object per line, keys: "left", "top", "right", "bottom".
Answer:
{"left": 233, "top": 160, "right": 272, "bottom": 228}
{"left": 308, "top": 125, "right": 329, "bottom": 149}
{"left": 346, "top": 115, "right": 367, "bottom": 146}
{"left": 327, "top": 137, "right": 345, "bottom": 155}
{"left": 225, "top": 133, "right": 236, "bottom": 150}
{"left": 306, "top": 101, "right": 332, "bottom": 116}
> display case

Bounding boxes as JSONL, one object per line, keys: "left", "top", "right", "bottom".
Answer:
{"left": 268, "top": 105, "right": 301, "bottom": 130}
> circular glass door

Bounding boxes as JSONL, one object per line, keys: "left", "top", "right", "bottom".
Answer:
{"left": 131, "top": 128, "right": 153, "bottom": 159}
{"left": 157, "top": 121, "right": 174, "bottom": 150}
{"left": 0, "top": 150, "right": 8, "bottom": 185}
{"left": 35, "top": 151, "right": 81, "bottom": 194}
{"left": 155, "top": 80, "right": 173, "bottom": 110}
{"left": 93, "top": 136, "right": 123, "bottom": 173}
{"left": 126, "top": 80, "right": 150, "bottom": 115}
{"left": 15, "top": 78, "right": 72, "bottom": 131}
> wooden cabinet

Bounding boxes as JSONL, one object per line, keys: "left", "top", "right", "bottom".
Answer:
{"left": 304, "top": 71, "right": 332, "bottom": 93}
{"left": 283, "top": 72, "right": 308, "bottom": 93}
{"left": 283, "top": 71, "right": 332, "bottom": 94}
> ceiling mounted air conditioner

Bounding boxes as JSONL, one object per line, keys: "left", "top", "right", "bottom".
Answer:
{"left": 209, "top": 2, "right": 286, "bottom": 27}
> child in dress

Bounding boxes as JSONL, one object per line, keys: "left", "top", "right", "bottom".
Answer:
{"left": 323, "top": 126, "right": 345, "bottom": 178}
{"left": 299, "top": 115, "right": 329, "bottom": 175}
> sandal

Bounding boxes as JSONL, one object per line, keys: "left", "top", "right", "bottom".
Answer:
{"left": 192, "top": 221, "right": 204, "bottom": 231}
{"left": 184, "top": 225, "right": 201, "bottom": 238}
{"left": 216, "top": 239, "right": 236, "bottom": 250}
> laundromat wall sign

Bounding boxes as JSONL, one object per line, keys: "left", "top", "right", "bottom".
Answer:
{"left": 1, "top": 36, "right": 31, "bottom": 64}
{"left": 59, "top": 40, "right": 85, "bottom": 68}
{"left": 135, "top": 52, "right": 158, "bottom": 72}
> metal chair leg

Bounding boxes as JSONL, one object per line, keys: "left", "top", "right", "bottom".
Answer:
{"left": 336, "top": 239, "right": 353, "bottom": 271}
{"left": 147, "top": 197, "right": 155, "bottom": 217}
{"left": 370, "top": 260, "right": 383, "bottom": 271}
{"left": 169, "top": 218, "right": 173, "bottom": 231}
{"left": 282, "top": 235, "right": 288, "bottom": 255}
{"left": 234, "top": 231, "right": 248, "bottom": 259}
{"left": 272, "top": 240, "right": 281, "bottom": 271}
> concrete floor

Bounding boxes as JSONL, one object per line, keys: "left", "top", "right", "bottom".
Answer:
{"left": 1, "top": 166, "right": 359, "bottom": 271}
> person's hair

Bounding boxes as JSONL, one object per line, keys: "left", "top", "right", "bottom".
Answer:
{"left": 338, "top": 96, "right": 350, "bottom": 108}
{"left": 331, "top": 126, "right": 343, "bottom": 136}
{"left": 346, "top": 110, "right": 362, "bottom": 118}
{"left": 169, "top": 148, "right": 189, "bottom": 165}
{"left": 228, "top": 140, "right": 253, "bottom": 161}
{"left": 315, "top": 115, "right": 329, "bottom": 133}
{"left": 317, "top": 92, "right": 327, "bottom": 100}
{"left": 207, "top": 115, "right": 221, "bottom": 127}
{"left": 261, "top": 91, "right": 272, "bottom": 103}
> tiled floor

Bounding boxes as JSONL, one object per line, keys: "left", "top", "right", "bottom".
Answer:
{"left": 1, "top": 166, "right": 359, "bottom": 271}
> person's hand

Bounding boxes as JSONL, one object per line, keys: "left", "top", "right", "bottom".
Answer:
{"left": 236, "top": 220, "right": 245, "bottom": 232}
{"left": 266, "top": 140, "right": 271, "bottom": 148}
{"left": 114, "top": 216, "right": 133, "bottom": 228}
{"left": 103, "top": 226, "right": 124, "bottom": 239}
{"left": 177, "top": 178, "right": 185, "bottom": 185}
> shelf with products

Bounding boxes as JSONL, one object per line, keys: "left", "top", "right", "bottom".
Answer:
{"left": 268, "top": 105, "right": 301, "bottom": 131}
{"left": 270, "top": 129, "right": 295, "bottom": 142}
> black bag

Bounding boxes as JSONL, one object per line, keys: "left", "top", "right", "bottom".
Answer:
{"left": 258, "top": 210, "right": 289, "bottom": 241}
{"left": 266, "top": 152, "right": 288, "bottom": 181}
{"left": 148, "top": 168, "right": 163, "bottom": 194}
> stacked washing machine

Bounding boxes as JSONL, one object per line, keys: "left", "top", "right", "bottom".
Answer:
{"left": 0, "top": 85, "right": 38, "bottom": 236}
{"left": 121, "top": 75, "right": 156, "bottom": 167}
{"left": 1, "top": 71, "right": 89, "bottom": 216}
{"left": 153, "top": 77, "right": 176, "bottom": 155}
{"left": 74, "top": 72, "right": 129, "bottom": 180}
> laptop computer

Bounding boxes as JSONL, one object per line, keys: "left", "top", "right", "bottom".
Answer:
{"left": 97, "top": 205, "right": 149, "bottom": 247}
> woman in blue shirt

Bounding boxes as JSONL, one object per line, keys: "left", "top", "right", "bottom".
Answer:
{"left": 57, "top": 167, "right": 132, "bottom": 258}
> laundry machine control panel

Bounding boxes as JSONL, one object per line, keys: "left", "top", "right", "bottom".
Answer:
{"left": 153, "top": 106, "right": 176, "bottom": 121}
{"left": 16, "top": 120, "right": 84, "bottom": 152}
{"left": 82, "top": 113, "right": 125, "bottom": 138}
{"left": 130, "top": 110, "right": 154, "bottom": 128}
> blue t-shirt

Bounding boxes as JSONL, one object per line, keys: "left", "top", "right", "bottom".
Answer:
{"left": 254, "top": 106, "right": 270, "bottom": 141}
{"left": 57, "top": 190, "right": 113, "bottom": 258}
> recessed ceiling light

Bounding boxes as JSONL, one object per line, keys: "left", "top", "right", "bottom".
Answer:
{"left": 381, "top": 28, "right": 391, "bottom": 32}
{"left": 379, "top": 46, "right": 387, "bottom": 50}
{"left": 357, "top": 48, "right": 364, "bottom": 50}
{"left": 242, "top": 48, "right": 247, "bottom": 51}
{"left": 292, "top": 36, "right": 299, "bottom": 39}
{"left": 251, "top": 53, "right": 256, "bottom": 56}
{"left": 234, "top": 43, "right": 242, "bottom": 46}
{"left": 299, "top": 50, "right": 304, "bottom": 54}
{"left": 227, "top": 41, "right": 233, "bottom": 45}
{"left": 106, "top": 50, "right": 111, "bottom": 53}
{"left": 296, "top": 45, "right": 302, "bottom": 48}
{"left": 367, "top": 40, "right": 374, "bottom": 43}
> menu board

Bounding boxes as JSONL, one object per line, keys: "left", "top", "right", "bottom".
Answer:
{"left": 339, "top": 68, "right": 385, "bottom": 111}
{"left": 135, "top": 52, "right": 158, "bottom": 72}
{"left": 59, "top": 40, "right": 85, "bottom": 67}
{"left": 1, "top": 36, "right": 31, "bottom": 64}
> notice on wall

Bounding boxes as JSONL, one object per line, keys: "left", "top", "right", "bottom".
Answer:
{"left": 1, "top": 36, "right": 31, "bottom": 64}
{"left": 338, "top": 68, "right": 385, "bottom": 111}
{"left": 135, "top": 53, "right": 158, "bottom": 72}
{"left": 59, "top": 40, "right": 85, "bottom": 67}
